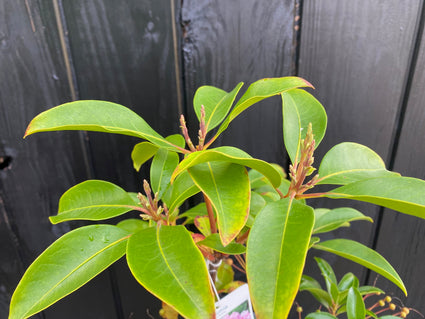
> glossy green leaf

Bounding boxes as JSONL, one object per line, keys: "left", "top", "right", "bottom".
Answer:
{"left": 194, "top": 216, "right": 211, "bottom": 237}
{"left": 282, "top": 88, "right": 327, "bottom": 163}
{"left": 300, "top": 275, "right": 332, "bottom": 308}
{"left": 338, "top": 273, "right": 359, "bottom": 291}
{"left": 306, "top": 313, "right": 338, "bottom": 319}
{"left": 50, "top": 180, "right": 137, "bottom": 224}
{"left": 327, "top": 176, "right": 425, "bottom": 219}
{"left": 313, "top": 239, "right": 406, "bottom": 295}
{"left": 358, "top": 286, "right": 385, "bottom": 295}
{"left": 366, "top": 310, "right": 379, "bottom": 319}
{"left": 128, "top": 192, "right": 141, "bottom": 205}
{"left": 172, "top": 146, "right": 281, "bottom": 188}
{"left": 198, "top": 234, "right": 246, "bottom": 255}
{"left": 248, "top": 168, "right": 268, "bottom": 189}
{"left": 188, "top": 162, "right": 250, "bottom": 246}
{"left": 116, "top": 219, "right": 150, "bottom": 233}
{"left": 132, "top": 135, "right": 184, "bottom": 172}
{"left": 24, "top": 100, "right": 180, "bottom": 151}
{"left": 314, "top": 258, "right": 339, "bottom": 304}
{"left": 9, "top": 225, "right": 129, "bottom": 319}
{"left": 150, "top": 149, "right": 179, "bottom": 199}
{"left": 337, "top": 273, "right": 359, "bottom": 305}
{"left": 300, "top": 275, "right": 322, "bottom": 290}
{"left": 315, "top": 257, "right": 337, "bottom": 284}
{"left": 313, "top": 207, "right": 373, "bottom": 234}
{"left": 127, "top": 226, "right": 215, "bottom": 319}
{"left": 179, "top": 203, "right": 208, "bottom": 224}
{"left": 346, "top": 287, "right": 365, "bottom": 319}
{"left": 246, "top": 191, "right": 267, "bottom": 227}
{"left": 215, "top": 261, "right": 234, "bottom": 292}
{"left": 194, "top": 82, "right": 244, "bottom": 132}
{"left": 309, "top": 236, "right": 321, "bottom": 248}
{"left": 131, "top": 142, "right": 159, "bottom": 171}
{"left": 247, "top": 198, "right": 314, "bottom": 318}
{"left": 165, "top": 171, "right": 200, "bottom": 213}
{"left": 216, "top": 77, "right": 313, "bottom": 137}
{"left": 318, "top": 143, "right": 399, "bottom": 185}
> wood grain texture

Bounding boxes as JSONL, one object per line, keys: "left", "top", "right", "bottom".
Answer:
{"left": 297, "top": 0, "right": 422, "bottom": 314}
{"left": 61, "top": 0, "right": 181, "bottom": 316}
{"left": 182, "top": 0, "right": 295, "bottom": 167}
{"left": 0, "top": 1, "right": 118, "bottom": 318}
{"left": 373, "top": 22, "right": 425, "bottom": 312}
{"left": 62, "top": 0, "right": 181, "bottom": 190}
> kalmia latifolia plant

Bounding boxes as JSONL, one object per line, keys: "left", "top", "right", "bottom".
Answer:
{"left": 9, "top": 77, "right": 425, "bottom": 319}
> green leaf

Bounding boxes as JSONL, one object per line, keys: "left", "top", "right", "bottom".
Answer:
{"left": 131, "top": 142, "right": 158, "bottom": 171}
{"left": 337, "top": 273, "right": 359, "bottom": 305}
{"left": 246, "top": 198, "right": 314, "bottom": 318}
{"left": 127, "top": 226, "right": 215, "bottom": 319}
{"left": 116, "top": 219, "right": 150, "bottom": 233}
{"left": 188, "top": 162, "right": 250, "bottom": 246}
{"left": 246, "top": 191, "right": 267, "bottom": 227}
{"left": 215, "top": 77, "right": 313, "bottom": 137}
{"left": 338, "top": 273, "right": 359, "bottom": 291}
{"left": 358, "top": 286, "right": 385, "bottom": 295}
{"left": 305, "top": 313, "right": 338, "bottom": 319}
{"left": 346, "top": 287, "right": 365, "bottom": 319}
{"left": 313, "top": 239, "right": 406, "bottom": 295}
{"left": 165, "top": 171, "right": 200, "bottom": 213}
{"left": 194, "top": 82, "right": 244, "bottom": 132}
{"left": 131, "top": 135, "right": 184, "bottom": 172}
{"left": 309, "top": 236, "right": 321, "bottom": 248}
{"left": 318, "top": 143, "right": 399, "bottom": 185}
{"left": 150, "top": 149, "right": 179, "bottom": 200}
{"left": 9, "top": 225, "right": 129, "bottom": 319}
{"left": 327, "top": 176, "right": 425, "bottom": 219}
{"left": 300, "top": 275, "right": 322, "bottom": 290}
{"left": 215, "top": 261, "right": 234, "bottom": 292}
{"left": 172, "top": 146, "right": 282, "bottom": 188}
{"left": 300, "top": 275, "right": 332, "bottom": 308}
{"left": 282, "top": 88, "right": 327, "bottom": 164}
{"left": 313, "top": 207, "right": 373, "bottom": 234}
{"left": 198, "top": 234, "right": 246, "bottom": 255}
{"left": 24, "top": 100, "right": 180, "bottom": 151}
{"left": 315, "top": 257, "right": 337, "bottom": 284}
{"left": 366, "top": 310, "right": 379, "bottom": 319}
{"left": 194, "top": 216, "right": 211, "bottom": 237}
{"left": 179, "top": 203, "right": 208, "bottom": 224}
{"left": 49, "top": 180, "right": 137, "bottom": 224}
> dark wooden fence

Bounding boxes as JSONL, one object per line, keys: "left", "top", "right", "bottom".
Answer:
{"left": 1, "top": 1, "right": 424, "bottom": 318}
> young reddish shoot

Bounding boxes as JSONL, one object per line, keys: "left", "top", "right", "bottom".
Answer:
{"left": 285, "top": 123, "right": 321, "bottom": 199}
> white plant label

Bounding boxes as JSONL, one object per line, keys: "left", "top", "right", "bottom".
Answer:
{"left": 215, "top": 284, "right": 255, "bottom": 319}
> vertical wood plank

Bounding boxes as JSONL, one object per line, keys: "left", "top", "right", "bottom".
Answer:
{"left": 182, "top": 0, "right": 295, "bottom": 166}
{"left": 0, "top": 0, "right": 117, "bottom": 318}
{"left": 297, "top": 0, "right": 422, "bottom": 313}
{"left": 62, "top": 0, "right": 181, "bottom": 190}
{"left": 373, "top": 19, "right": 425, "bottom": 311}
{"left": 61, "top": 1, "right": 181, "bottom": 317}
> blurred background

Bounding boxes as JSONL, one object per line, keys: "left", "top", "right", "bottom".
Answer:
{"left": 1, "top": 0, "right": 424, "bottom": 317}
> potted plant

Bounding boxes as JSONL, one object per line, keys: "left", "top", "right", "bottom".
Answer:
{"left": 8, "top": 77, "right": 425, "bottom": 318}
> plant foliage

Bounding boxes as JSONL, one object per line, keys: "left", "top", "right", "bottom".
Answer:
{"left": 10, "top": 76, "right": 424, "bottom": 319}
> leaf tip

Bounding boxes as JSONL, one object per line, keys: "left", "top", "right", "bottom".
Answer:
{"left": 49, "top": 216, "right": 59, "bottom": 224}
{"left": 23, "top": 124, "right": 33, "bottom": 138}
{"left": 302, "top": 78, "right": 315, "bottom": 89}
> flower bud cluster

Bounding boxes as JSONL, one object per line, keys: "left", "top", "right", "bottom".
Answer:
{"left": 137, "top": 179, "right": 169, "bottom": 224}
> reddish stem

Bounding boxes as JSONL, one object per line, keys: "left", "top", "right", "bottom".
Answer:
{"left": 295, "top": 192, "right": 336, "bottom": 199}
{"left": 204, "top": 194, "right": 217, "bottom": 233}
